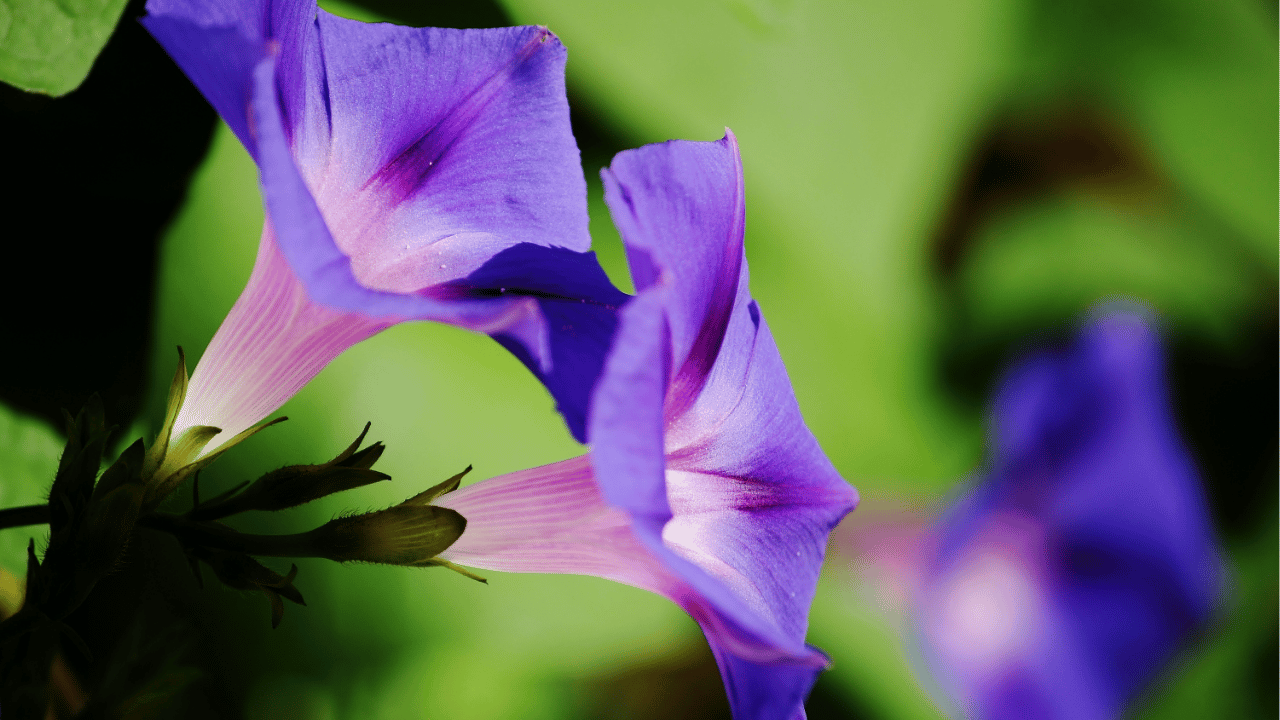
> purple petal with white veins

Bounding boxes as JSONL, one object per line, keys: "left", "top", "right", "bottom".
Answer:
{"left": 166, "top": 56, "right": 552, "bottom": 446}
{"left": 245, "top": 55, "right": 550, "bottom": 342}
{"left": 145, "top": 0, "right": 591, "bottom": 293}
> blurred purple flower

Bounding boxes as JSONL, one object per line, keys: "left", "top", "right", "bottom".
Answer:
{"left": 914, "top": 310, "right": 1222, "bottom": 720}
{"left": 142, "top": 0, "right": 624, "bottom": 451}
{"left": 436, "top": 132, "right": 858, "bottom": 720}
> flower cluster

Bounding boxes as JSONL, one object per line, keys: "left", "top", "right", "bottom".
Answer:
{"left": 141, "top": 0, "right": 854, "bottom": 717}
{"left": 136, "top": 0, "right": 1223, "bottom": 718}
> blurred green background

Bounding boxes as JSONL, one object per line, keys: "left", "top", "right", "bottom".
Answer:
{"left": 1, "top": 0, "right": 1275, "bottom": 717}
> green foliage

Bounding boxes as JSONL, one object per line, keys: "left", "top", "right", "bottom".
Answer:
{"left": 955, "top": 194, "right": 1272, "bottom": 349}
{"left": 0, "top": 0, "right": 130, "bottom": 95}
{"left": 0, "top": 402, "right": 61, "bottom": 577}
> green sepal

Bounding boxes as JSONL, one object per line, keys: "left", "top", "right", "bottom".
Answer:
{"left": 143, "top": 348, "right": 188, "bottom": 481}
{"left": 144, "top": 417, "right": 286, "bottom": 512}
{"left": 77, "top": 482, "right": 145, "bottom": 579}
{"left": 190, "top": 423, "right": 389, "bottom": 520}
{"left": 93, "top": 438, "right": 145, "bottom": 501}
{"left": 416, "top": 557, "right": 487, "bottom": 584}
{"left": 401, "top": 465, "right": 472, "bottom": 507}
{"left": 164, "top": 426, "right": 222, "bottom": 471}
{"left": 143, "top": 425, "right": 221, "bottom": 510}
{"left": 303, "top": 505, "right": 467, "bottom": 566}
{"left": 49, "top": 395, "right": 112, "bottom": 533}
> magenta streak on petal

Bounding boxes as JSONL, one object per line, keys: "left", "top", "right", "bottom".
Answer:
{"left": 600, "top": 131, "right": 745, "bottom": 421}
{"left": 668, "top": 132, "right": 744, "bottom": 420}
{"left": 174, "top": 228, "right": 389, "bottom": 453}
{"left": 365, "top": 28, "right": 552, "bottom": 207}
{"left": 304, "top": 18, "right": 589, "bottom": 294}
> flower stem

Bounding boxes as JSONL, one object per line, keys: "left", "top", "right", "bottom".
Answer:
{"left": 0, "top": 504, "right": 50, "bottom": 530}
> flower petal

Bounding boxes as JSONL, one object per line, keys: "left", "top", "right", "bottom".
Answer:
{"left": 166, "top": 56, "right": 559, "bottom": 448}
{"left": 451, "top": 243, "right": 631, "bottom": 443}
{"left": 437, "top": 456, "right": 831, "bottom": 720}
{"left": 710, "top": 648, "right": 828, "bottom": 720}
{"left": 602, "top": 131, "right": 745, "bottom": 410}
{"left": 310, "top": 17, "right": 591, "bottom": 289}
{"left": 592, "top": 133, "right": 856, "bottom": 719}
{"left": 662, "top": 471, "right": 854, "bottom": 650}
{"left": 919, "top": 309, "right": 1222, "bottom": 719}
{"left": 146, "top": 1, "right": 613, "bottom": 438}
{"left": 172, "top": 229, "right": 386, "bottom": 453}
{"left": 587, "top": 289, "right": 673, "bottom": 521}
{"left": 436, "top": 456, "right": 671, "bottom": 586}
{"left": 582, "top": 281, "right": 845, "bottom": 720}
{"left": 139, "top": 11, "right": 267, "bottom": 153}
{"left": 589, "top": 287, "right": 856, "bottom": 655}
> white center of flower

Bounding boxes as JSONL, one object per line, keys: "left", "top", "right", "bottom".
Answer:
{"left": 928, "top": 537, "right": 1045, "bottom": 676}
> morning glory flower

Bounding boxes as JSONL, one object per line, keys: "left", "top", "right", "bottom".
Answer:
{"left": 435, "top": 132, "right": 859, "bottom": 720}
{"left": 914, "top": 310, "right": 1222, "bottom": 720}
{"left": 141, "top": 0, "right": 624, "bottom": 462}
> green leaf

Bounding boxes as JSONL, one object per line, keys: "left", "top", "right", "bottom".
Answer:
{"left": 1021, "top": 0, "right": 1277, "bottom": 268}
{"left": 956, "top": 193, "right": 1272, "bottom": 350}
{"left": 0, "top": 0, "right": 131, "bottom": 96}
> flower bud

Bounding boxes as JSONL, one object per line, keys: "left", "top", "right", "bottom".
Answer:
{"left": 303, "top": 505, "right": 466, "bottom": 567}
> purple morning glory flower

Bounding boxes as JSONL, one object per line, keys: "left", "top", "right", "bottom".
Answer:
{"left": 141, "top": 0, "right": 625, "bottom": 452}
{"left": 435, "top": 132, "right": 859, "bottom": 720}
{"left": 914, "top": 310, "right": 1222, "bottom": 720}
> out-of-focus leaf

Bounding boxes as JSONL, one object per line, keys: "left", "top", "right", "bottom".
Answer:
{"left": 956, "top": 193, "right": 1272, "bottom": 349}
{"left": 0, "top": 0, "right": 130, "bottom": 95}
{"left": 1022, "top": 0, "right": 1277, "bottom": 268}
{"left": 0, "top": 402, "right": 60, "bottom": 575}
